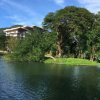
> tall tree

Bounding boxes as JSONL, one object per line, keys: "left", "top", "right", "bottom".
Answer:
{"left": 12, "top": 27, "right": 56, "bottom": 61}
{"left": 87, "top": 12, "right": 100, "bottom": 60}
{"left": 43, "top": 6, "right": 95, "bottom": 57}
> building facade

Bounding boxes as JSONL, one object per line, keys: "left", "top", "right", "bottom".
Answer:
{"left": 3, "top": 26, "right": 33, "bottom": 38}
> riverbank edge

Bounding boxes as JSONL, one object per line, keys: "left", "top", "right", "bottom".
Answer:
{"left": 2, "top": 55, "right": 100, "bottom": 66}
{"left": 44, "top": 58, "right": 100, "bottom": 66}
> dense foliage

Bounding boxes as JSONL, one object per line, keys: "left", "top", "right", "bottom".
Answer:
{"left": 0, "top": 28, "right": 6, "bottom": 50}
{"left": 2, "top": 6, "right": 100, "bottom": 62}
{"left": 10, "top": 27, "right": 56, "bottom": 61}
{"left": 43, "top": 6, "right": 100, "bottom": 60}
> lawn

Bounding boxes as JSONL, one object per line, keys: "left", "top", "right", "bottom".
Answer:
{"left": 44, "top": 58, "right": 100, "bottom": 66}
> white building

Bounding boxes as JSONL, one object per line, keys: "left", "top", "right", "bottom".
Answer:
{"left": 3, "top": 26, "right": 33, "bottom": 38}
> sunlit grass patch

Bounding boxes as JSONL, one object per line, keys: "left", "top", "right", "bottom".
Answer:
{"left": 44, "top": 58, "right": 100, "bottom": 66}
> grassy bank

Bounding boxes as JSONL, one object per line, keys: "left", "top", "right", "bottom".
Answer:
{"left": 2, "top": 56, "right": 10, "bottom": 61}
{"left": 3, "top": 54, "right": 100, "bottom": 66}
{"left": 44, "top": 58, "right": 100, "bottom": 66}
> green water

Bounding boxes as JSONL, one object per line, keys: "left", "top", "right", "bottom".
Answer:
{"left": 0, "top": 58, "right": 100, "bottom": 100}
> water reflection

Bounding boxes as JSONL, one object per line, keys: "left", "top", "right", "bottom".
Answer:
{"left": 0, "top": 60, "right": 100, "bottom": 100}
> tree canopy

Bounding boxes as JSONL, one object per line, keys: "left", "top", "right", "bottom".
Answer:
{"left": 2, "top": 6, "right": 100, "bottom": 61}
{"left": 43, "top": 6, "right": 98, "bottom": 59}
{"left": 11, "top": 27, "right": 56, "bottom": 61}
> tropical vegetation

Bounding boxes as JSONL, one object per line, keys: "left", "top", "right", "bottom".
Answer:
{"left": 0, "top": 28, "right": 6, "bottom": 50}
{"left": 0, "top": 6, "right": 100, "bottom": 64}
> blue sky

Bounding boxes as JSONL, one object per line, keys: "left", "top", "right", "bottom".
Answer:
{"left": 0, "top": 0, "right": 100, "bottom": 28}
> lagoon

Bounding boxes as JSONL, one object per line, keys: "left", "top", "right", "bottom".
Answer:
{"left": 0, "top": 58, "right": 100, "bottom": 100}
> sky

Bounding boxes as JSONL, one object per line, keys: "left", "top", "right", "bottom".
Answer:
{"left": 0, "top": 0, "right": 100, "bottom": 28}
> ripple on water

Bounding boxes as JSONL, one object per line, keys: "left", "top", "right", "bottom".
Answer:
{"left": 0, "top": 59, "right": 100, "bottom": 100}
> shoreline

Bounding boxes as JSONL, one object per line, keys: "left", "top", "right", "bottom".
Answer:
{"left": 44, "top": 58, "right": 100, "bottom": 66}
{"left": 2, "top": 55, "right": 100, "bottom": 66}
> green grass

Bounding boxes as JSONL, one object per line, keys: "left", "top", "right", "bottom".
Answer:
{"left": 44, "top": 58, "right": 100, "bottom": 66}
{"left": 3, "top": 56, "right": 10, "bottom": 61}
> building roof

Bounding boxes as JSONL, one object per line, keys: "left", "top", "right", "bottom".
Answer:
{"left": 3, "top": 25, "right": 43, "bottom": 33}
{"left": 3, "top": 26, "right": 33, "bottom": 32}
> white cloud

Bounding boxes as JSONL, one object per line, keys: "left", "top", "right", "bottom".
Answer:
{"left": 54, "top": 0, "right": 65, "bottom": 4}
{"left": 1, "top": 0, "right": 36, "bottom": 16}
{"left": 6, "top": 15, "right": 43, "bottom": 26}
{"left": 53, "top": 0, "right": 65, "bottom": 6}
{"left": 1, "top": 0, "right": 43, "bottom": 26}
{"left": 77, "top": 0, "right": 100, "bottom": 13}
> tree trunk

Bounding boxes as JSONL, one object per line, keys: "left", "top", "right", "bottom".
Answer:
{"left": 57, "top": 41, "right": 62, "bottom": 57}
{"left": 78, "top": 50, "right": 83, "bottom": 58}
{"left": 90, "top": 46, "right": 95, "bottom": 61}
{"left": 90, "top": 54, "right": 93, "bottom": 61}
{"left": 56, "top": 31, "right": 63, "bottom": 57}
